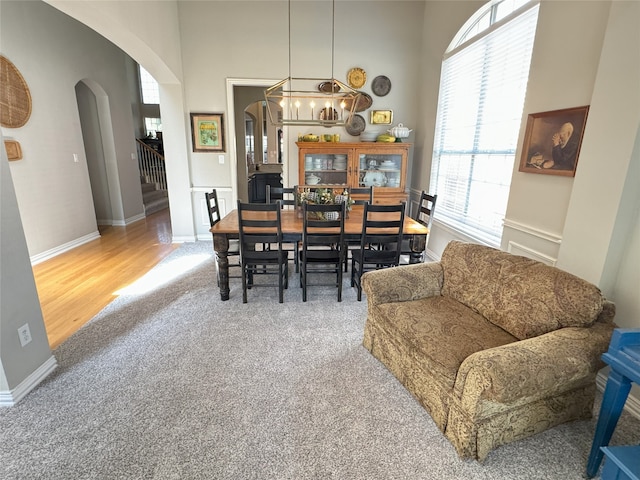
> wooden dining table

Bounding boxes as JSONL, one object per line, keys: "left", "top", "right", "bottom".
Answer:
{"left": 209, "top": 207, "right": 429, "bottom": 300}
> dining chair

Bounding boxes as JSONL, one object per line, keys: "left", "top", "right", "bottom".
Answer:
{"left": 299, "top": 202, "right": 347, "bottom": 302}
{"left": 351, "top": 202, "right": 406, "bottom": 301}
{"left": 350, "top": 186, "right": 373, "bottom": 206}
{"left": 237, "top": 200, "right": 289, "bottom": 303}
{"left": 205, "top": 189, "right": 241, "bottom": 285}
{"left": 395, "top": 191, "right": 437, "bottom": 264}
{"left": 344, "top": 186, "right": 373, "bottom": 271}
{"left": 266, "top": 185, "right": 300, "bottom": 272}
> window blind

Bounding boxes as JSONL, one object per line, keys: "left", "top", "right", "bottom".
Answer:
{"left": 429, "top": 4, "right": 538, "bottom": 246}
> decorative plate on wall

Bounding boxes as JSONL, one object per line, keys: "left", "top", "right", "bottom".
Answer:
{"left": 0, "top": 55, "right": 32, "bottom": 128}
{"left": 345, "top": 114, "right": 366, "bottom": 136}
{"left": 347, "top": 67, "right": 366, "bottom": 89}
{"left": 371, "top": 75, "right": 391, "bottom": 97}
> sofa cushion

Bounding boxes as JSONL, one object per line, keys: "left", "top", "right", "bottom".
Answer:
{"left": 374, "top": 295, "right": 518, "bottom": 388}
{"left": 440, "top": 241, "right": 605, "bottom": 340}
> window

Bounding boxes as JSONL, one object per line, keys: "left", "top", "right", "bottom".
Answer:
{"left": 429, "top": 1, "right": 538, "bottom": 246}
{"left": 144, "top": 117, "right": 162, "bottom": 138}
{"left": 139, "top": 65, "right": 160, "bottom": 104}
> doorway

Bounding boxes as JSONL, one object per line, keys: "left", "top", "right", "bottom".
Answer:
{"left": 226, "top": 79, "right": 289, "bottom": 205}
{"left": 75, "top": 79, "right": 126, "bottom": 226}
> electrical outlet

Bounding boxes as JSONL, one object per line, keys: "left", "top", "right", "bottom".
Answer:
{"left": 218, "top": 154, "right": 225, "bottom": 164}
{"left": 73, "top": 153, "right": 79, "bottom": 163}
{"left": 18, "top": 323, "right": 32, "bottom": 347}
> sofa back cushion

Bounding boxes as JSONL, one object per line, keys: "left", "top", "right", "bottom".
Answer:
{"left": 440, "top": 241, "right": 605, "bottom": 340}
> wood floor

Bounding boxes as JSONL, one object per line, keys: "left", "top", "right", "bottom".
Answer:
{"left": 32, "top": 209, "right": 178, "bottom": 349}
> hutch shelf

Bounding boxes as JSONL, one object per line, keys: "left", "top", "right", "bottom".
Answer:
{"left": 296, "top": 142, "right": 410, "bottom": 205}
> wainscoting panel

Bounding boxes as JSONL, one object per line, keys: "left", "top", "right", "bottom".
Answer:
{"left": 507, "top": 241, "right": 557, "bottom": 266}
{"left": 192, "top": 187, "right": 234, "bottom": 241}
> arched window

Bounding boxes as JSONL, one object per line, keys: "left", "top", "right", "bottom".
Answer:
{"left": 429, "top": 1, "right": 539, "bottom": 246}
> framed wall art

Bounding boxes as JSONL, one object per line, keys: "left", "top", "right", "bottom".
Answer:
{"left": 370, "top": 110, "right": 393, "bottom": 125}
{"left": 518, "top": 106, "right": 589, "bottom": 177}
{"left": 190, "top": 112, "right": 225, "bottom": 152}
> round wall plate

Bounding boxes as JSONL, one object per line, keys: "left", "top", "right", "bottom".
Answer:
{"left": 371, "top": 75, "right": 391, "bottom": 97}
{"left": 347, "top": 67, "right": 366, "bottom": 89}
{"left": 345, "top": 114, "right": 366, "bottom": 136}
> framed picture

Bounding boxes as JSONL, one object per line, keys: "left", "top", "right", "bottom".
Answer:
{"left": 370, "top": 110, "right": 393, "bottom": 125}
{"left": 518, "top": 106, "right": 589, "bottom": 177}
{"left": 190, "top": 112, "right": 225, "bottom": 152}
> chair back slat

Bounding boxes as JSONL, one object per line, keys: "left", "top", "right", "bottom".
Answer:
{"left": 205, "top": 189, "right": 222, "bottom": 227}
{"left": 416, "top": 192, "right": 437, "bottom": 228}
{"left": 266, "top": 185, "right": 296, "bottom": 207}
{"left": 350, "top": 187, "right": 373, "bottom": 205}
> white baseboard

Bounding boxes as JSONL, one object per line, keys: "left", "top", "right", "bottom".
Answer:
{"left": 171, "top": 235, "right": 196, "bottom": 243}
{"left": 30, "top": 231, "right": 100, "bottom": 265}
{"left": 596, "top": 370, "right": 640, "bottom": 420}
{"left": 112, "top": 212, "right": 146, "bottom": 227}
{"left": 0, "top": 356, "right": 58, "bottom": 407}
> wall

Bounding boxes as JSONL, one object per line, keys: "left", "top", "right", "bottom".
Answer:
{"left": 0, "top": 132, "right": 57, "bottom": 404}
{"left": 1, "top": 0, "right": 144, "bottom": 257}
{"left": 178, "top": 0, "right": 426, "bottom": 240}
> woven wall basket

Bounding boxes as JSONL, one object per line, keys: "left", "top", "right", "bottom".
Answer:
{"left": 0, "top": 55, "right": 32, "bottom": 128}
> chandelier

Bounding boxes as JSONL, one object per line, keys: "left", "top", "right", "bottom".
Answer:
{"left": 264, "top": 0, "right": 360, "bottom": 127}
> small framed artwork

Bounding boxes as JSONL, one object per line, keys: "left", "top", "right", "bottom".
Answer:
{"left": 4, "top": 140, "right": 23, "bottom": 160}
{"left": 518, "top": 106, "right": 589, "bottom": 177}
{"left": 370, "top": 110, "right": 393, "bottom": 125}
{"left": 190, "top": 112, "right": 225, "bottom": 152}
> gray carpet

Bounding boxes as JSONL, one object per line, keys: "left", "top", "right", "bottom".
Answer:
{"left": 1, "top": 241, "right": 638, "bottom": 480}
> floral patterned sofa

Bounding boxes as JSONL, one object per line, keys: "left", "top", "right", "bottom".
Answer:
{"left": 362, "top": 240, "right": 616, "bottom": 461}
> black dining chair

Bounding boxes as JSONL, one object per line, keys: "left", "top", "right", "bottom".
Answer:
{"left": 237, "top": 200, "right": 289, "bottom": 303}
{"left": 397, "top": 191, "right": 437, "bottom": 264}
{"left": 343, "top": 186, "right": 373, "bottom": 271}
{"left": 266, "top": 185, "right": 300, "bottom": 272}
{"left": 351, "top": 202, "right": 405, "bottom": 301}
{"left": 299, "top": 202, "right": 347, "bottom": 302}
{"left": 205, "top": 189, "right": 241, "bottom": 285}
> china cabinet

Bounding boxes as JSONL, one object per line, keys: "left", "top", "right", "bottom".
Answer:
{"left": 296, "top": 142, "right": 409, "bottom": 205}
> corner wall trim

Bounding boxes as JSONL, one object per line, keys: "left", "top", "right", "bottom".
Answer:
{"left": 0, "top": 356, "right": 58, "bottom": 407}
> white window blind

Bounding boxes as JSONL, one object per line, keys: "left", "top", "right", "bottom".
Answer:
{"left": 429, "top": 3, "right": 538, "bottom": 246}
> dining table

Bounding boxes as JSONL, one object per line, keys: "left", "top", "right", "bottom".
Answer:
{"left": 209, "top": 207, "right": 429, "bottom": 300}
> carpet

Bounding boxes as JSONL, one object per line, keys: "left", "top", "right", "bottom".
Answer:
{"left": 1, "top": 241, "right": 638, "bottom": 479}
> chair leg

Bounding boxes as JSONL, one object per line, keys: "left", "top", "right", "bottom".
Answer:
{"left": 241, "top": 265, "right": 248, "bottom": 303}
{"left": 586, "top": 370, "right": 632, "bottom": 477}
{"left": 302, "top": 266, "right": 307, "bottom": 302}
{"left": 337, "top": 263, "right": 343, "bottom": 302}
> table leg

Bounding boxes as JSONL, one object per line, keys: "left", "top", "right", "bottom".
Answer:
{"left": 213, "top": 233, "right": 231, "bottom": 301}
{"left": 409, "top": 234, "right": 427, "bottom": 264}
{"left": 586, "top": 370, "right": 632, "bottom": 477}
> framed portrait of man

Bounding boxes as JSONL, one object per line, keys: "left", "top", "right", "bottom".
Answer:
{"left": 518, "top": 106, "right": 589, "bottom": 177}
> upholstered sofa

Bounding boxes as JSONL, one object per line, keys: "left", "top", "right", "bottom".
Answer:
{"left": 362, "top": 241, "right": 616, "bottom": 461}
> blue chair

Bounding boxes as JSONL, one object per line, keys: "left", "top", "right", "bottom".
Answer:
{"left": 586, "top": 328, "right": 640, "bottom": 478}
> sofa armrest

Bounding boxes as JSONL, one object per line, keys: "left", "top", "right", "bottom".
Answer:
{"left": 362, "top": 261, "right": 443, "bottom": 306}
{"left": 453, "top": 321, "right": 614, "bottom": 417}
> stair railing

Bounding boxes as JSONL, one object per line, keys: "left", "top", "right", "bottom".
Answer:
{"left": 136, "top": 139, "right": 167, "bottom": 191}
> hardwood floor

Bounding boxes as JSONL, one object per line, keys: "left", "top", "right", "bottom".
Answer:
{"left": 32, "top": 209, "right": 178, "bottom": 349}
